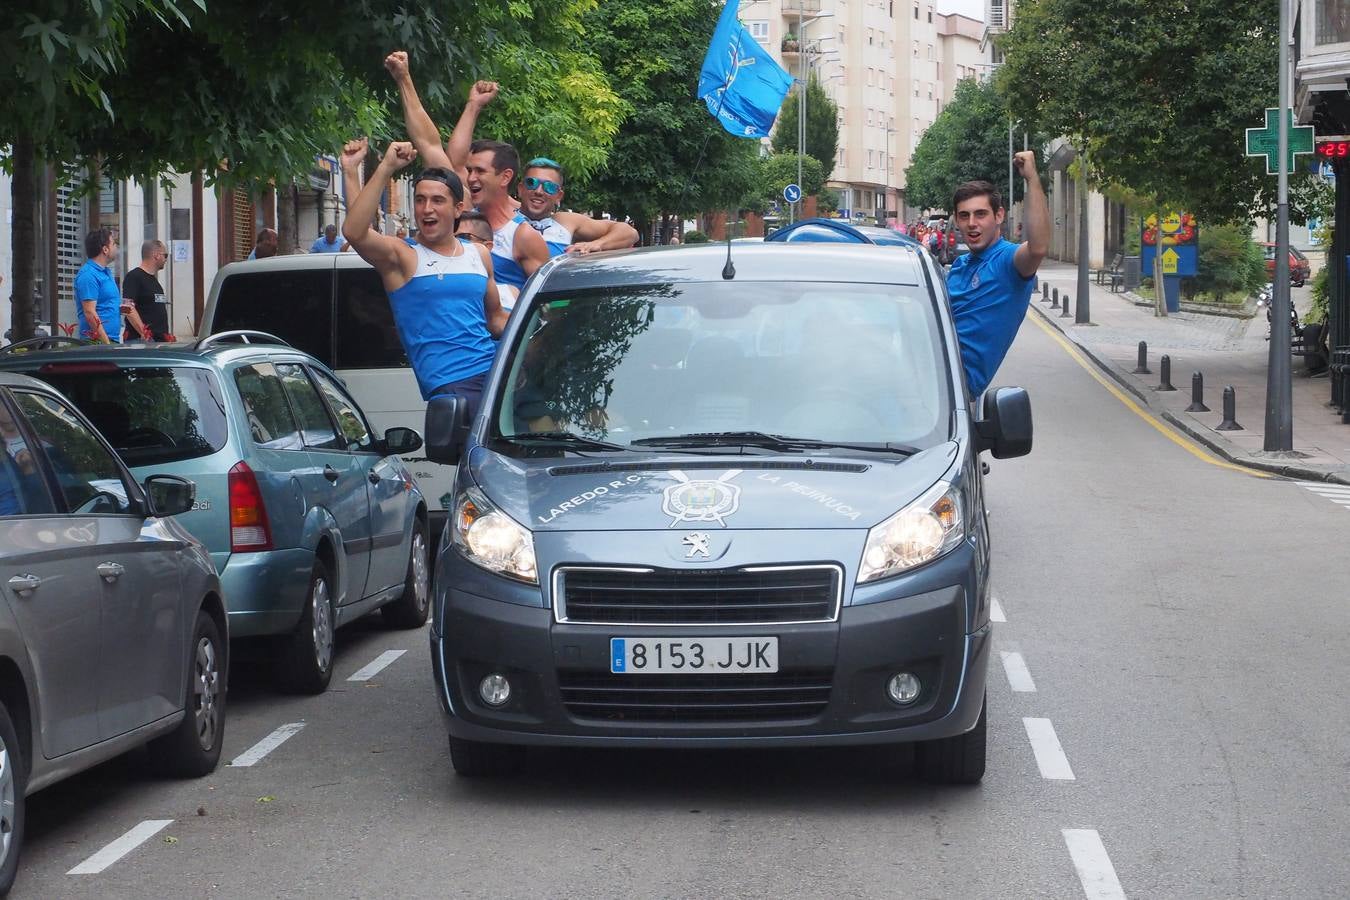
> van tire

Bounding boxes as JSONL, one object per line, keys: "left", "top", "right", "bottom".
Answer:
{"left": 382, "top": 522, "right": 430, "bottom": 629}
{"left": 276, "top": 560, "right": 335, "bottom": 695}
{"left": 149, "top": 611, "right": 226, "bottom": 777}
{"left": 0, "top": 699, "right": 26, "bottom": 895}
{"left": 915, "top": 694, "right": 986, "bottom": 784}
{"left": 448, "top": 736, "right": 525, "bottom": 777}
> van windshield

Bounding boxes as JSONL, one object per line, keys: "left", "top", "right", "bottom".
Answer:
{"left": 493, "top": 282, "right": 951, "bottom": 452}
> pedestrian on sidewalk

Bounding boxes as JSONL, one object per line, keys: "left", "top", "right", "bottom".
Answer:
{"left": 947, "top": 150, "right": 1050, "bottom": 397}
{"left": 75, "top": 228, "right": 122, "bottom": 344}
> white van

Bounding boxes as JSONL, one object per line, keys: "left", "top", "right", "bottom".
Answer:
{"left": 200, "top": 253, "right": 458, "bottom": 530}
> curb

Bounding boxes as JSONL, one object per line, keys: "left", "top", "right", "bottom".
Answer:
{"left": 1029, "top": 302, "right": 1350, "bottom": 485}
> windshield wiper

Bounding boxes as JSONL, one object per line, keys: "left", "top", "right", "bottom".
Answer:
{"left": 631, "top": 431, "right": 920, "bottom": 456}
{"left": 498, "top": 431, "right": 631, "bottom": 452}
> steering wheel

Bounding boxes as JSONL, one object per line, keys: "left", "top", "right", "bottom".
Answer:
{"left": 122, "top": 427, "right": 178, "bottom": 449}
{"left": 0, "top": 336, "right": 92, "bottom": 354}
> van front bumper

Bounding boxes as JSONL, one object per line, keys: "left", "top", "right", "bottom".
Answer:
{"left": 430, "top": 581, "right": 989, "bottom": 749}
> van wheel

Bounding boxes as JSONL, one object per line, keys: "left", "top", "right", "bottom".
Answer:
{"left": 0, "top": 699, "right": 26, "bottom": 895}
{"left": 448, "top": 736, "right": 525, "bottom": 777}
{"left": 382, "top": 522, "right": 430, "bottom": 629}
{"left": 277, "top": 560, "right": 335, "bottom": 695}
{"left": 915, "top": 694, "right": 986, "bottom": 784}
{"left": 149, "top": 611, "right": 226, "bottom": 777}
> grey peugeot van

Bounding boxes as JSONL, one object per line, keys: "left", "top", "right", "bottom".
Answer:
{"left": 424, "top": 242, "right": 1032, "bottom": 783}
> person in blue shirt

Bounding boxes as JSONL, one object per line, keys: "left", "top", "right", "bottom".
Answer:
{"left": 310, "top": 224, "right": 344, "bottom": 253}
{"left": 339, "top": 137, "right": 507, "bottom": 415}
{"left": 946, "top": 150, "right": 1049, "bottom": 397}
{"left": 75, "top": 227, "right": 124, "bottom": 343}
{"left": 516, "top": 158, "right": 638, "bottom": 257}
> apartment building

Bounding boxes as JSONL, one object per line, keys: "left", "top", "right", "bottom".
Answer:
{"left": 743, "top": 0, "right": 980, "bottom": 224}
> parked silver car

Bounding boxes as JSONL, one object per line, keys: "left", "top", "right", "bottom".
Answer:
{"left": 0, "top": 372, "right": 226, "bottom": 895}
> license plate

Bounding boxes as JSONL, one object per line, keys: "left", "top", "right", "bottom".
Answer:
{"left": 610, "top": 637, "right": 778, "bottom": 674}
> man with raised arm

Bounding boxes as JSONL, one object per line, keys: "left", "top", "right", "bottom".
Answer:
{"left": 517, "top": 157, "right": 639, "bottom": 256}
{"left": 340, "top": 138, "right": 507, "bottom": 416}
{"left": 946, "top": 150, "right": 1050, "bottom": 398}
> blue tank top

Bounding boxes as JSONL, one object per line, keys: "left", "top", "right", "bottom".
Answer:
{"left": 490, "top": 212, "right": 530, "bottom": 289}
{"left": 386, "top": 242, "right": 495, "bottom": 400}
{"left": 526, "top": 216, "right": 573, "bottom": 257}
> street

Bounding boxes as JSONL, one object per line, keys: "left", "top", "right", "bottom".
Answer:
{"left": 9, "top": 312, "right": 1348, "bottom": 900}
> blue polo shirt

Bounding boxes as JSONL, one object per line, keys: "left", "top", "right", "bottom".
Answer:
{"left": 946, "top": 238, "right": 1036, "bottom": 396}
{"left": 74, "top": 260, "right": 123, "bottom": 343}
{"left": 310, "top": 235, "right": 343, "bottom": 253}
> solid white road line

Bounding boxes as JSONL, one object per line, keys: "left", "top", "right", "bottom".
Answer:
{"left": 1023, "top": 717, "right": 1075, "bottom": 780}
{"left": 990, "top": 596, "right": 1007, "bottom": 623}
{"left": 68, "top": 820, "right": 173, "bottom": 875}
{"left": 1063, "top": 829, "right": 1126, "bottom": 900}
{"left": 230, "top": 722, "right": 306, "bottom": 768}
{"left": 348, "top": 649, "right": 408, "bottom": 682}
{"left": 1000, "top": 651, "right": 1037, "bottom": 692}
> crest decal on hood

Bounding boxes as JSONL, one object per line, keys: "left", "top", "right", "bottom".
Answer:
{"left": 662, "top": 469, "right": 742, "bottom": 528}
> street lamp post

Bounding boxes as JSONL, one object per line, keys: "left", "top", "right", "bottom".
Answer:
{"left": 1265, "top": 0, "right": 1294, "bottom": 451}
{"left": 795, "top": 9, "right": 832, "bottom": 222}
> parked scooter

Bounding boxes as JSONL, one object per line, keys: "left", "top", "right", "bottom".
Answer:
{"left": 1256, "top": 282, "right": 1298, "bottom": 340}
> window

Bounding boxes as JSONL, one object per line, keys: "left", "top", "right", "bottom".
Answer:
{"left": 927, "top": 44, "right": 933, "bottom": 60}
{"left": 928, "top": 8, "right": 933, "bottom": 22}
{"left": 13, "top": 391, "right": 131, "bottom": 515}
{"left": 868, "top": 68, "right": 875, "bottom": 87}
{"left": 276, "top": 363, "right": 342, "bottom": 451}
{"left": 838, "top": 26, "right": 846, "bottom": 44}
{"left": 890, "top": 77, "right": 896, "bottom": 95}
{"left": 36, "top": 366, "right": 229, "bottom": 467}
{"left": 913, "top": 41, "right": 919, "bottom": 57}
{"left": 312, "top": 370, "right": 375, "bottom": 452}
{"left": 233, "top": 363, "right": 303, "bottom": 451}
{"left": 913, "top": 78, "right": 919, "bottom": 96}
{"left": 867, "top": 27, "right": 874, "bottom": 45}
{"left": 928, "top": 83, "right": 933, "bottom": 99}
{"left": 748, "top": 21, "right": 770, "bottom": 41}
{"left": 0, "top": 396, "right": 55, "bottom": 516}
{"left": 1317, "top": 0, "right": 1350, "bottom": 44}
{"left": 914, "top": 3, "right": 919, "bottom": 18}
{"left": 336, "top": 268, "right": 408, "bottom": 370}
{"left": 867, "top": 109, "right": 874, "bottom": 127}
{"left": 867, "top": 150, "right": 874, "bottom": 168}
{"left": 936, "top": 62, "right": 941, "bottom": 80}
{"left": 212, "top": 269, "right": 334, "bottom": 366}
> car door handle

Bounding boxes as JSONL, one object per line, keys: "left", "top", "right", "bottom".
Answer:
{"left": 6, "top": 574, "right": 41, "bottom": 595}
{"left": 97, "top": 562, "right": 125, "bottom": 581}
{"left": 367, "top": 470, "right": 381, "bottom": 484}
{"left": 323, "top": 465, "right": 340, "bottom": 484}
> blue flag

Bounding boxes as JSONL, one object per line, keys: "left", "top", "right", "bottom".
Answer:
{"left": 697, "top": 1, "right": 794, "bottom": 139}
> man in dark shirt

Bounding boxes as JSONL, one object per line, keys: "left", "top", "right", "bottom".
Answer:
{"left": 122, "top": 239, "right": 174, "bottom": 342}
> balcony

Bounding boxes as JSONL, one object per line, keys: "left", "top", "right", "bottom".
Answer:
{"left": 783, "top": 0, "right": 822, "bottom": 15}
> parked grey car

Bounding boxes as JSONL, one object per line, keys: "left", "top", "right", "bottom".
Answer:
{"left": 0, "top": 372, "right": 225, "bottom": 895}
{"left": 0, "top": 332, "right": 430, "bottom": 695}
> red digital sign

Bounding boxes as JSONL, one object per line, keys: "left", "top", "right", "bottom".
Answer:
{"left": 1316, "top": 138, "right": 1350, "bottom": 158}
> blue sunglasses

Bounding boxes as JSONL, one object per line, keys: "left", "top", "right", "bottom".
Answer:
{"left": 523, "top": 175, "right": 561, "bottom": 196}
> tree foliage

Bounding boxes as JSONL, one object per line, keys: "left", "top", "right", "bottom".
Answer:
{"left": 904, "top": 78, "right": 1049, "bottom": 213}
{"left": 996, "top": 0, "right": 1318, "bottom": 225}
{"left": 1191, "top": 224, "right": 1265, "bottom": 300}
{"left": 771, "top": 74, "right": 839, "bottom": 179}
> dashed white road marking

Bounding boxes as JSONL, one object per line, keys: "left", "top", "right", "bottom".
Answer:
{"left": 990, "top": 595, "right": 1007, "bottom": 623}
{"left": 1000, "top": 651, "right": 1037, "bottom": 692}
{"left": 1063, "top": 829, "right": 1126, "bottom": 899}
{"left": 348, "top": 649, "right": 408, "bottom": 682}
{"left": 1298, "top": 481, "right": 1350, "bottom": 508}
{"left": 1023, "top": 717, "right": 1075, "bottom": 780}
{"left": 68, "top": 820, "right": 173, "bottom": 875}
{"left": 230, "top": 722, "right": 306, "bottom": 768}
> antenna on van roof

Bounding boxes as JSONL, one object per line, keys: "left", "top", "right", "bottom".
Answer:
{"left": 721, "top": 206, "right": 736, "bottom": 280}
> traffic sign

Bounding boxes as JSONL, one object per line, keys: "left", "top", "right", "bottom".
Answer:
{"left": 1162, "top": 247, "right": 1179, "bottom": 275}
{"left": 1245, "top": 108, "right": 1315, "bottom": 175}
{"left": 783, "top": 183, "right": 802, "bottom": 203}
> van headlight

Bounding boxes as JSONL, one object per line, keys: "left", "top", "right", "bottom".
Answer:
{"left": 451, "top": 485, "right": 538, "bottom": 584}
{"left": 858, "top": 481, "right": 964, "bottom": 583}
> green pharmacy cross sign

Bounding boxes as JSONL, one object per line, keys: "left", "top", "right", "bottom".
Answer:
{"left": 1245, "top": 108, "right": 1315, "bottom": 175}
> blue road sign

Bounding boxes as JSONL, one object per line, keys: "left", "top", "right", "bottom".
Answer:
{"left": 1141, "top": 243, "right": 1198, "bottom": 278}
{"left": 784, "top": 183, "right": 802, "bottom": 203}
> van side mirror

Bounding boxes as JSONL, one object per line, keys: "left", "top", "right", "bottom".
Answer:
{"left": 383, "top": 426, "right": 424, "bottom": 456}
{"left": 425, "top": 395, "right": 470, "bottom": 465}
{"left": 976, "top": 387, "right": 1032, "bottom": 458}
{"left": 144, "top": 474, "right": 196, "bottom": 517}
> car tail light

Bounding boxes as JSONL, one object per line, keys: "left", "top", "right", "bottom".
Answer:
{"left": 228, "top": 461, "right": 273, "bottom": 552}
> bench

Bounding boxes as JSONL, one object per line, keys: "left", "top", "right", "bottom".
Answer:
{"left": 1093, "top": 253, "right": 1124, "bottom": 289}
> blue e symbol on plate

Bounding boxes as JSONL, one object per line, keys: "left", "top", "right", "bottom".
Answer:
{"left": 611, "top": 638, "right": 626, "bottom": 673}
{"left": 783, "top": 183, "right": 802, "bottom": 204}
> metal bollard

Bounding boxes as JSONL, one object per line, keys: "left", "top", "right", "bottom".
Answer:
{"left": 1157, "top": 355, "right": 1176, "bottom": 391}
{"left": 1061, "top": 290, "right": 1073, "bottom": 317}
{"left": 1042, "top": 283, "right": 1050, "bottom": 303}
{"left": 1215, "top": 386, "right": 1242, "bottom": 430}
{"left": 1132, "top": 341, "right": 1150, "bottom": 374}
{"left": 1185, "top": 371, "right": 1210, "bottom": 412}
{"left": 1051, "top": 287, "right": 1060, "bottom": 309}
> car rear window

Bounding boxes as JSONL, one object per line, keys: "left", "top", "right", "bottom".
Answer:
{"left": 33, "top": 366, "right": 229, "bottom": 467}
{"left": 212, "top": 269, "right": 334, "bottom": 365}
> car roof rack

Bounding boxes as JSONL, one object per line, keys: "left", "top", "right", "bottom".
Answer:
{"left": 0, "top": 336, "right": 94, "bottom": 354}
{"left": 192, "top": 330, "right": 293, "bottom": 351}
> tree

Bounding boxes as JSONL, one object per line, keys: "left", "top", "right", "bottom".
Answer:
{"left": 566, "top": 0, "right": 764, "bottom": 241}
{"left": 904, "top": 78, "right": 1048, "bottom": 213}
{"left": 744, "top": 153, "right": 825, "bottom": 214}
{"left": 771, "top": 74, "right": 839, "bottom": 178}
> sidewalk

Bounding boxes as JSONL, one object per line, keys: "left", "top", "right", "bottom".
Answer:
{"left": 1030, "top": 261, "right": 1350, "bottom": 483}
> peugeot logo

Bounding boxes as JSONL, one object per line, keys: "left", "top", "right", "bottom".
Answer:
{"left": 682, "top": 532, "right": 712, "bottom": 558}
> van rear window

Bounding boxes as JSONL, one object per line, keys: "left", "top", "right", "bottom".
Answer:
{"left": 34, "top": 366, "right": 229, "bottom": 467}
{"left": 213, "top": 270, "right": 334, "bottom": 365}
{"left": 335, "top": 268, "right": 409, "bottom": 369}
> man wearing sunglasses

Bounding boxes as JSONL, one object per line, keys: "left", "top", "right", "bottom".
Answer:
{"left": 518, "top": 158, "right": 639, "bottom": 256}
